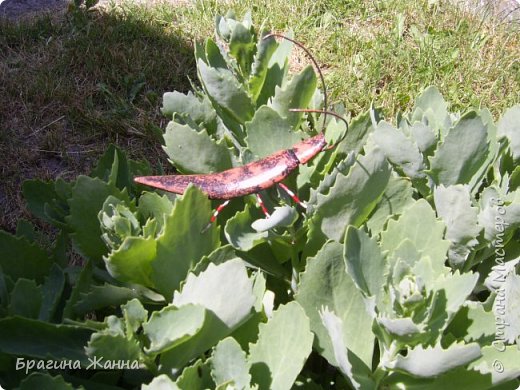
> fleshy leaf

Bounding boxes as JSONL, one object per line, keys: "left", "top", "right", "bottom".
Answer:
{"left": 309, "top": 143, "right": 391, "bottom": 241}
{"left": 211, "top": 337, "right": 251, "bottom": 389}
{"left": 497, "top": 105, "right": 520, "bottom": 160}
{"left": 19, "top": 373, "right": 76, "bottom": 390}
{"left": 344, "top": 226, "right": 387, "bottom": 301}
{"left": 198, "top": 59, "right": 255, "bottom": 124}
{"left": 8, "top": 278, "right": 42, "bottom": 318}
{"left": 151, "top": 185, "right": 220, "bottom": 298}
{"left": 162, "top": 91, "right": 217, "bottom": 130}
{"left": 428, "top": 111, "right": 489, "bottom": 186}
{"left": 176, "top": 358, "right": 215, "bottom": 389}
{"left": 386, "top": 342, "right": 481, "bottom": 377}
{"left": 372, "top": 121, "right": 424, "bottom": 179}
{"left": 366, "top": 175, "right": 414, "bottom": 235}
{"left": 248, "top": 301, "right": 313, "bottom": 390}
{"left": 320, "top": 308, "right": 375, "bottom": 390}
{"left": 381, "top": 199, "right": 450, "bottom": 274}
{"left": 411, "top": 86, "right": 450, "bottom": 136}
{"left": 67, "top": 175, "right": 130, "bottom": 263}
{"left": 225, "top": 205, "right": 268, "bottom": 251}
{"left": 143, "top": 374, "right": 181, "bottom": 390}
{"left": 469, "top": 346, "right": 520, "bottom": 385}
{"left": 249, "top": 34, "right": 277, "bottom": 102}
{"left": 245, "top": 105, "right": 304, "bottom": 158}
{"left": 296, "top": 241, "right": 374, "bottom": 367}
{"left": 495, "top": 272, "right": 520, "bottom": 344}
{"left": 172, "top": 259, "right": 255, "bottom": 328}
{"left": 269, "top": 65, "right": 317, "bottom": 128}
{"left": 163, "top": 120, "right": 233, "bottom": 174}
{"left": 0, "top": 231, "right": 53, "bottom": 283}
{"left": 251, "top": 206, "right": 298, "bottom": 232}
{"left": 434, "top": 184, "right": 481, "bottom": 266}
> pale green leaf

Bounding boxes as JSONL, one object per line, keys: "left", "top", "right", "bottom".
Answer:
{"left": 366, "top": 175, "right": 415, "bottom": 235}
{"left": 163, "top": 120, "right": 233, "bottom": 174}
{"left": 310, "top": 143, "right": 391, "bottom": 241}
{"left": 73, "top": 283, "right": 140, "bottom": 315}
{"left": 409, "top": 122, "right": 437, "bottom": 153}
{"left": 386, "top": 342, "right": 481, "bottom": 377}
{"left": 225, "top": 205, "right": 268, "bottom": 251}
{"left": 86, "top": 332, "right": 141, "bottom": 362}
{"left": 161, "top": 91, "right": 217, "bottom": 131}
{"left": 245, "top": 106, "right": 304, "bottom": 158}
{"left": 372, "top": 121, "right": 424, "bottom": 179}
{"left": 381, "top": 199, "right": 450, "bottom": 274}
{"left": 495, "top": 272, "right": 520, "bottom": 344}
{"left": 67, "top": 176, "right": 130, "bottom": 262}
{"left": 470, "top": 346, "right": 520, "bottom": 385}
{"left": 172, "top": 259, "right": 255, "bottom": 328}
{"left": 151, "top": 185, "right": 220, "bottom": 298}
{"left": 344, "top": 226, "right": 387, "bottom": 301}
{"left": 122, "top": 298, "right": 148, "bottom": 335}
{"left": 497, "top": 105, "right": 520, "bottom": 160}
{"left": 269, "top": 65, "right": 317, "bottom": 128}
{"left": 251, "top": 206, "right": 298, "bottom": 232}
{"left": 143, "top": 374, "right": 181, "bottom": 390}
{"left": 211, "top": 337, "right": 251, "bottom": 389}
{"left": 428, "top": 111, "right": 489, "bottom": 186}
{"left": 296, "top": 241, "right": 374, "bottom": 367}
{"left": 248, "top": 301, "right": 313, "bottom": 390}
{"left": 249, "top": 34, "right": 277, "bottom": 102}
{"left": 434, "top": 184, "right": 481, "bottom": 266}
{"left": 411, "top": 86, "right": 450, "bottom": 136}
{"left": 176, "top": 358, "right": 215, "bottom": 390}
{"left": 198, "top": 59, "right": 254, "bottom": 123}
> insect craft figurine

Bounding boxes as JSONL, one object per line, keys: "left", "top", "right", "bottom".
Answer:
{"left": 134, "top": 34, "right": 348, "bottom": 230}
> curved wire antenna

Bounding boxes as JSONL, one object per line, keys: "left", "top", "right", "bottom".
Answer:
{"left": 289, "top": 108, "right": 348, "bottom": 145}
{"left": 263, "top": 33, "right": 328, "bottom": 133}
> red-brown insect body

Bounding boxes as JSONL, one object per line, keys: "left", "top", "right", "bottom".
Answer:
{"left": 134, "top": 133, "right": 326, "bottom": 199}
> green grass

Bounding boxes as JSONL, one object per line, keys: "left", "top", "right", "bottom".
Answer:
{"left": 1, "top": 0, "right": 519, "bottom": 230}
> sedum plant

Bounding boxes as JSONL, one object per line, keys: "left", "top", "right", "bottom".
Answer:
{"left": 0, "top": 10, "right": 519, "bottom": 390}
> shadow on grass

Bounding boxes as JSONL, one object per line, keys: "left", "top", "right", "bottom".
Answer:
{"left": 0, "top": 5, "right": 196, "bottom": 231}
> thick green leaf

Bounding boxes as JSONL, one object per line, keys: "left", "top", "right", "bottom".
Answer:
{"left": 67, "top": 176, "right": 130, "bottom": 263}
{"left": 372, "top": 121, "right": 424, "bottom": 179}
{"left": 19, "top": 373, "right": 75, "bottom": 390}
{"left": 73, "top": 284, "right": 140, "bottom": 315}
{"left": 411, "top": 86, "right": 450, "bottom": 136}
{"left": 497, "top": 105, "right": 520, "bottom": 160}
{"left": 428, "top": 111, "right": 489, "bottom": 186}
{"left": 143, "top": 374, "right": 181, "bottom": 390}
{"left": 320, "top": 308, "right": 375, "bottom": 390}
{"left": 143, "top": 304, "right": 208, "bottom": 355}
{"left": 151, "top": 185, "right": 220, "bottom": 298}
{"left": 162, "top": 91, "right": 217, "bottom": 131}
{"left": 248, "top": 301, "right": 313, "bottom": 390}
{"left": 335, "top": 110, "right": 374, "bottom": 157}
{"left": 498, "top": 272, "right": 520, "bottom": 343}
{"left": 366, "top": 175, "right": 414, "bottom": 235}
{"left": 225, "top": 205, "right": 268, "bottom": 251}
{"left": 245, "top": 106, "right": 304, "bottom": 159}
{"left": 433, "top": 184, "right": 481, "bottom": 266}
{"left": 469, "top": 345, "right": 520, "bottom": 385}
{"left": 309, "top": 143, "right": 391, "bottom": 241}
{"left": 386, "top": 342, "right": 481, "bottom": 377}
{"left": 38, "top": 264, "right": 65, "bottom": 322}
{"left": 251, "top": 206, "right": 298, "bottom": 232}
{"left": 269, "top": 66, "right": 317, "bottom": 128}
{"left": 409, "top": 122, "right": 437, "bottom": 154}
{"left": 176, "top": 358, "right": 215, "bottom": 390}
{"left": 211, "top": 337, "right": 251, "bottom": 389}
{"left": 104, "top": 236, "right": 157, "bottom": 288}
{"left": 249, "top": 34, "right": 277, "bottom": 102}
{"left": 344, "top": 226, "right": 387, "bottom": 302}
{"left": 0, "top": 317, "right": 93, "bottom": 363}
{"left": 8, "top": 278, "right": 42, "bottom": 318}
{"left": 163, "top": 120, "right": 234, "bottom": 174}
{"left": 22, "top": 179, "right": 61, "bottom": 224}
{"left": 0, "top": 231, "right": 53, "bottom": 283}
{"left": 295, "top": 241, "right": 374, "bottom": 368}
{"left": 172, "top": 259, "right": 255, "bottom": 328}
{"left": 447, "top": 301, "right": 495, "bottom": 343}
{"left": 381, "top": 199, "right": 450, "bottom": 274}
{"left": 86, "top": 332, "right": 141, "bottom": 362}
{"left": 91, "top": 144, "right": 132, "bottom": 191}
{"left": 122, "top": 298, "right": 148, "bottom": 335}
{"left": 229, "top": 22, "right": 255, "bottom": 74}
{"left": 198, "top": 59, "right": 254, "bottom": 124}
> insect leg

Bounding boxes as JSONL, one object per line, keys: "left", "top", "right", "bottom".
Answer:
{"left": 255, "top": 193, "right": 270, "bottom": 217}
{"left": 201, "top": 200, "right": 231, "bottom": 233}
{"left": 278, "top": 183, "right": 307, "bottom": 209}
